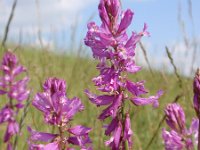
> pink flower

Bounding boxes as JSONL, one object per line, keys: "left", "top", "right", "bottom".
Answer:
{"left": 162, "top": 129, "right": 184, "bottom": 150}
{"left": 165, "top": 103, "right": 186, "bottom": 133}
{"left": 123, "top": 113, "right": 133, "bottom": 148}
{"left": 0, "top": 51, "right": 30, "bottom": 102}
{"left": 193, "top": 68, "right": 200, "bottom": 115}
{"left": 0, "top": 51, "right": 30, "bottom": 149}
{"left": 162, "top": 103, "right": 198, "bottom": 150}
{"left": 29, "top": 78, "right": 92, "bottom": 150}
{"left": 4, "top": 120, "right": 19, "bottom": 143}
{"left": 84, "top": 0, "right": 162, "bottom": 149}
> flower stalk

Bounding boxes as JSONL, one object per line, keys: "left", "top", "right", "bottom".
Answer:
{"left": 193, "top": 68, "right": 200, "bottom": 150}
{"left": 162, "top": 103, "right": 199, "bottom": 149}
{"left": 27, "top": 77, "right": 93, "bottom": 150}
{"left": 0, "top": 50, "right": 30, "bottom": 150}
{"left": 84, "top": 0, "right": 162, "bottom": 149}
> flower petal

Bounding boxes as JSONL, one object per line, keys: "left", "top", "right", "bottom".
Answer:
{"left": 27, "top": 127, "right": 58, "bottom": 143}
{"left": 118, "top": 9, "right": 134, "bottom": 34}
{"left": 131, "top": 90, "right": 163, "bottom": 108}
{"left": 85, "top": 90, "right": 114, "bottom": 106}
{"left": 68, "top": 125, "right": 91, "bottom": 136}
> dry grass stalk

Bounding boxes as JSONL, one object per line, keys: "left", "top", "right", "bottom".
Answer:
{"left": 1, "top": 0, "right": 18, "bottom": 49}
{"left": 165, "top": 46, "right": 183, "bottom": 88}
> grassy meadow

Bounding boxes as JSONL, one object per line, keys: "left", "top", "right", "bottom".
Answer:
{"left": 0, "top": 46, "right": 195, "bottom": 150}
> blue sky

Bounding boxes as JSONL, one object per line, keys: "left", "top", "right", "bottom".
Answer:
{"left": 0, "top": 0, "right": 199, "bottom": 75}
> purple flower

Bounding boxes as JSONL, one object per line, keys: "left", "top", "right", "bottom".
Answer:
{"left": 33, "top": 92, "right": 84, "bottom": 125}
{"left": 98, "top": 93, "right": 123, "bottom": 120}
{"left": 117, "top": 9, "right": 134, "bottom": 34}
{"left": 27, "top": 127, "right": 60, "bottom": 149}
{"left": 131, "top": 90, "right": 163, "bottom": 108}
{"left": 0, "top": 51, "right": 30, "bottom": 149}
{"left": 105, "top": 121, "right": 122, "bottom": 149}
{"left": 162, "top": 129, "right": 184, "bottom": 150}
{"left": 0, "top": 106, "right": 14, "bottom": 124}
{"left": 68, "top": 125, "right": 91, "bottom": 136}
{"left": 32, "top": 78, "right": 84, "bottom": 125}
{"left": 67, "top": 135, "right": 92, "bottom": 149}
{"left": 29, "top": 78, "right": 92, "bottom": 150}
{"left": 43, "top": 77, "right": 66, "bottom": 95}
{"left": 193, "top": 68, "right": 200, "bottom": 115}
{"left": 0, "top": 51, "right": 30, "bottom": 102}
{"left": 85, "top": 89, "right": 114, "bottom": 106}
{"left": 123, "top": 113, "right": 133, "bottom": 148}
{"left": 7, "top": 143, "right": 13, "bottom": 150}
{"left": 4, "top": 120, "right": 19, "bottom": 143}
{"left": 165, "top": 103, "right": 186, "bottom": 133}
{"left": 189, "top": 119, "right": 199, "bottom": 145}
{"left": 84, "top": 0, "right": 162, "bottom": 149}
{"left": 28, "top": 142, "right": 59, "bottom": 150}
{"left": 193, "top": 68, "right": 200, "bottom": 150}
{"left": 27, "top": 127, "right": 58, "bottom": 143}
{"left": 8, "top": 77, "right": 30, "bottom": 102}
{"left": 105, "top": 117, "right": 119, "bottom": 136}
{"left": 162, "top": 103, "right": 198, "bottom": 150}
{"left": 126, "top": 80, "right": 148, "bottom": 97}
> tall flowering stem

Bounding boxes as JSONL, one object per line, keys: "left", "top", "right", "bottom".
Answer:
{"left": 193, "top": 68, "right": 200, "bottom": 150}
{"left": 0, "top": 50, "right": 30, "bottom": 150}
{"left": 84, "top": 0, "right": 162, "bottom": 149}
{"left": 162, "top": 103, "right": 199, "bottom": 150}
{"left": 28, "top": 77, "right": 92, "bottom": 150}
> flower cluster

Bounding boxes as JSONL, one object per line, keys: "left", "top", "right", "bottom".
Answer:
{"left": 193, "top": 68, "right": 200, "bottom": 149}
{"left": 162, "top": 103, "right": 198, "bottom": 150}
{"left": 0, "top": 51, "right": 30, "bottom": 150}
{"left": 84, "top": 0, "right": 162, "bottom": 149}
{"left": 28, "top": 78, "right": 92, "bottom": 150}
{"left": 193, "top": 68, "right": 200, "bottom": 116}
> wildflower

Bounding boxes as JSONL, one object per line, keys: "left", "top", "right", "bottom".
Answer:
{"left": 0, "top": 51, "right": 29, "bottom": 102}
{"left": 193, "top": 68, "right": 200, "bottom": 116}
{"left": 84, "top": 0, "right": 162, "bottom": 149}
{"left": 162, "top": 103, "right": 198, "bottom": 150}
{"left": 28, "top": 78, "right": 92, "bottom": 150}
{"left": 165, "top": 103, "right": 185, "bottom": 133}
{"left": 193, "top": 68, "right": 200, "bottom": 149}
{"left": 0, "top": 51, "right": 30, "bottom": 149}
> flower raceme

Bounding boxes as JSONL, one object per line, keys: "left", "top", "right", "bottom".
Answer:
{"left": 193, "top": 68, "right": 200, "bottom": 150}
{"left": 193, "top": 68, "right": 200, "bottom": 116}
{"left": 84, "top": 0, "right": 163, "bottom": 149}
{"left": 162, "top": 103, "right": 199, "bottom": 150}
{"left": 28, "top": 78, "right": 92, "bottom": 150}
{"left": 0, "top": 51, "right": 30, "bottom": 104}
{"left": 0, "top": 51, "right": 30, "bottom": 150}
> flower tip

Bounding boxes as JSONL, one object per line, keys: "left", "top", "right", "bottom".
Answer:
{"left": 157, "top": 90, "right": 164, "bottom": 97}
{"left": 142, "top": 23, "right": 150, "bottom": 37}
{"left": 27, "top": 126, "right": 32, "bottom": 133}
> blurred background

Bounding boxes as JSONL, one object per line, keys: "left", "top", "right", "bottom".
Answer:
{"left": 0, "top": 0, "right": 200, "bottom": 75}
{"left": 0, "top": 0, "right": 200, "bottom": 149}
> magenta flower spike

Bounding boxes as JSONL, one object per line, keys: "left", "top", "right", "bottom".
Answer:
{"left": 165, "top": 103, "right": 186, "bottom": 133}
{"left": 193, "top": 68, "right": 200, "bottom": 150}
{"left": 84, "top": 0, "right": 162, "bottom": 149}
{"left": 0, "top": 51, "right": 30, "bottom": 149}
{"left": 193, "top": 68, "right": 200, "bottom": 116}
{"left": 162, "top": 103, "right": 198, "bottom": 150}
{"left": 29, "top": 77, "right": 92, "bottom": 150}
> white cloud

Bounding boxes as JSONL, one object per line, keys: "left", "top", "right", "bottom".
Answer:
{"left": 0, "top": 0, "right": 98, "bottom": 41}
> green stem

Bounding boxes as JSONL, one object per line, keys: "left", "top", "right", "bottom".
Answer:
{"left": 59, "top": 126, "right": 66, "bottom": 150}
{"left": 122, "top": 101, "right": 129, "bottom": 150}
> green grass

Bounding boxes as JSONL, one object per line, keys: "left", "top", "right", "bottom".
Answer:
{"left": 0, "top": 47, "right": 195, "bottom": 150}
